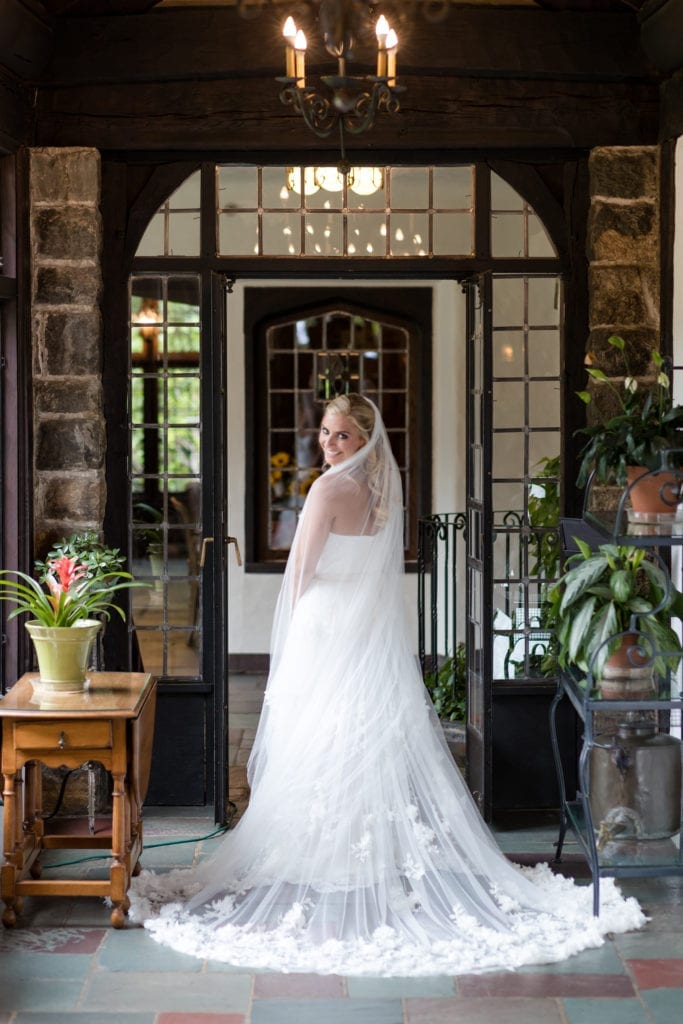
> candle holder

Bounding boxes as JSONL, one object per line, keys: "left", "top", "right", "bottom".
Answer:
{"left": 276, "top": 74, "right": 403, "bottom": 139}
{"left": 278, "top": 4, "right": 404, "bottom": 154}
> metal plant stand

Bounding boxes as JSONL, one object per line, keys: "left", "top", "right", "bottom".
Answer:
{"left": 551, "top": 471, "right": 683, "bottom": 915}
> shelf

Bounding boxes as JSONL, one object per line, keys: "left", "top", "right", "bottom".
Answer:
{"left": 584, "top": 508, "right": 683, "bottom": 546}
{"left": 566, "top": 799, "right": 683, "bottom": 874}
{"left": 560, "top": 668, "right": 682, "bottom": 717}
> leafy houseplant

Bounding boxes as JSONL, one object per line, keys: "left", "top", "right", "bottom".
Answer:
{"left": 0, "top": 532, "right": 143, "bottom": 691}
{"left": 546, "top": 539, "right": 683, "bottom": 687}
{"left": 424, "top": 642, "right": 466, "bottom": 721}
{"left": 576, "top": 334, "right": 683, "bottom": 489}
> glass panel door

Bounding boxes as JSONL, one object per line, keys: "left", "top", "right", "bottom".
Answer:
{"left": 466, "top": 274, "right": 492, "bottom": 819}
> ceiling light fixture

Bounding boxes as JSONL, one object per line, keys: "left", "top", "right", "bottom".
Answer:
{"left": 286, "top": 166, "right": 384, "bottom": 197}
{"left": 278, "top": 1, "right": 403, "bottom": 174}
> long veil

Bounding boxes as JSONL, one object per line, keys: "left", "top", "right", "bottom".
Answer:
{"left": 129, "top": 399, "right": 644, "bottom": 976}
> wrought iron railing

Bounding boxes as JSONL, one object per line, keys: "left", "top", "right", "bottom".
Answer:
{"left": 417, "top": 513, "right": 467, "bottom": 678}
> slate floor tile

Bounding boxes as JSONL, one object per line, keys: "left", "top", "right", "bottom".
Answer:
{"left": 627, "top": 958, "right": 683, "bottom": 988}
{"left": 157, "top": 1016, "right": 245, "bottom": 1024}
{"left": 404, "top": 996, "right": 564, "bottom": 1023}
{"left": 562, "top": 998, "right": 652, "bottom": 1024}
{"left": 0, "top": 926, "right": 105, "bottom": 954}
{"left": 0, "top": 979, "right": 83, "bottom": 1013}
{"left": 0, "top": 951, "right": 92, "bottom": 980}
{"left": 79, "top": 972, "right": 252, "bottom": 1014}
{"left": 615, "top": 931, "right": 683, "bottom": 959}
{"left": 250, "top": 999, "right": 403, "bottom": 1024}
{"left": 516, "top": 943, "right": 625, "bottom": 975}
{"left": 457, "top": 972, "right": 634, "bottom": 998}
{"left": 641, "top": 988, "right": 683, "bottom": 1024}
{"left": 15, "top": 1016, "right": 154, "bottom": 1024}
{"left": 98, "top": 927, "right": 204, "bottom": 972}
{"left": 346, "top": 975, "right": 455, "bottom": 998}
{"left": 253, "top": 973, "right": 345, "bottom": 998}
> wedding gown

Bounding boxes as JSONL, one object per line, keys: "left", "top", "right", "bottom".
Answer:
{"left": 129, "top": 401, "right": 644, "bottom": 976}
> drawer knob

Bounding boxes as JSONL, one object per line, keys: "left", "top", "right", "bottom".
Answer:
{"left": 58, "top": 731, "right": 67, "bottom": 750}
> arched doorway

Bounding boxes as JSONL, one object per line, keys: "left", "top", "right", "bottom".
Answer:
{"left": 107, "top": 161, "right": 569, "bottom": 821}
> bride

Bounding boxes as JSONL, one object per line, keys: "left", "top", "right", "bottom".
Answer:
{"left": 130, "top": 393, "right": 644, "bottom": 975}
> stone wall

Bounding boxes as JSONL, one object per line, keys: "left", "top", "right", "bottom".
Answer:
{"left": 587, "top": 145, "right": 660, "bottom": 374}
{"left": 29, "top": 147, "right": 105, "bottom": 554}
{"left": 584, "top": 145, "right": 661, "bottom": 512}
{"left": 29, "top": 148, "right": 108, "bottom": 814}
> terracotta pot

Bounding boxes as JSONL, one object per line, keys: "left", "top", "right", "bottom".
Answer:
{"left": 599, "top": 633, "right": 655, "bottom": 701}
{"left": 25, "top": 619, "right": 102, "bottom": 693}
{"left": 626, "top": 466, "right": 680, "bottom": 514}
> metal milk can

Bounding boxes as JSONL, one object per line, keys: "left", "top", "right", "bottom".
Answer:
{"left": 589, "top": 716, "right": 682, "bottom": 848}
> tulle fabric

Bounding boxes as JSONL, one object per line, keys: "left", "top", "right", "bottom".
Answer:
{"left": 129, "top": 400, "right": 645, "bottom": 975}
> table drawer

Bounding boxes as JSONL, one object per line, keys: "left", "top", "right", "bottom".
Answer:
{"left": 14, "top": 719, "right": 112, "bottom": 753}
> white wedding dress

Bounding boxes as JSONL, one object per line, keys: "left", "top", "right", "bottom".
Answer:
{"left": 129, "top": 402, "right": 644, "bottom": 976}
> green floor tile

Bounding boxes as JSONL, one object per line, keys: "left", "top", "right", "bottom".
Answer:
{"left": 614, "top": 931, "right": 683, "bottom": 959}
{"left": 517, "top": 942, "right": 625, "bottom": 975}
{"left": 347, "top": 975, "right": 455, "bottom": 998}
{"left": 251, "top": 1000, "right": 404, "bottom": 1024}
{"left": 563, "top": 997, "right": 651, "bottom": 1024}
{"left": 98, "top": 927, "right": 204, "bottom": 972}
{"left": 15, "top": 1015, "right": 155, "bottom": 1024}
{"left": 0, "top": 952, "right": 92, "bottom": 980}
{"left": 642, "top": 989, "right": 683, "bottom": 1024}
{"left": 79, "top": 971, "right": 252, "bottom": 1013}
{"left": 0, "top": 980, "right": 83, "bottom": 1013}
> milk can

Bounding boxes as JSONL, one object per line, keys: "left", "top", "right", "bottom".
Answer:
{"left": 589, "top": 716, "right": 682, "bottom": 848}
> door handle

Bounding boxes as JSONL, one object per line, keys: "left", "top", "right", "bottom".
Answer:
{"left": 199, "top": 537, "right": 214, "bottom": 568}
{"left": 226, "top": 536, "right": 243, "bottom": 567}
{"left": 200, "top": 536, "right": 243, "bottom": 568}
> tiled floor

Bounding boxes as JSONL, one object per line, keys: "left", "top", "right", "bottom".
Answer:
{"left": 0, "top": 674, "right": 681, "bottom": 1023}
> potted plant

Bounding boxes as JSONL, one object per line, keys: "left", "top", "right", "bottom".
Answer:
{"left": 424, "top": 643, "right": 467, "bottom": 769}
{"left": 0, "top": 531, "right": 143, "bottom": 693}
{"left": 576, "top": 335, "right": 683, "bottom": 511}
{"left": 546, "top": 538, "right": 683, "bottom": 697}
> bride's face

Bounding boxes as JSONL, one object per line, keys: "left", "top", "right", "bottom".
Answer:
{"left": 319, "top": 412, "right": 367, "bottom": 466}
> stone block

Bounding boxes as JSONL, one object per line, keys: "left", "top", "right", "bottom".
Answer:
{"left": 38, "top": 472, "right": 106, "bottom": 522}
{"left": 39, "top": 310, "right": 102, "bottom": 375}
{"left": 41, "top": 764, "right": 111, "bottom": 818}
{"left": 30, "top": 147, "right": 100, "bottom": 204}
{"left": 33, "top": 378, "right": 102, "bottom": 416}
{"left": 34, "top": 264, "right": 102, "bottom": 306}
{"left": 589, "top": 146, "right": 658, "bottom": 200}
{"left": 589, "top": 264, "right": 660, "bottom": 329}
{"left": 586, "top": 327, "right": 660, "bottom": 375}
{"left": 32, "top": 206, "right": 101, "bottom": 260}
{"left": 587, "top": 200, "right": 658, "bottom": 263}
{"left": 35, "top": 417, "right": 106, "bottom": 471}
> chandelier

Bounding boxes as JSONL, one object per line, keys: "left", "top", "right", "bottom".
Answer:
{"left": 277, "top": 1, "right": 403, "bottom": 169}
{"left": 285, "top": 165, "right": 384, "bottom": 197}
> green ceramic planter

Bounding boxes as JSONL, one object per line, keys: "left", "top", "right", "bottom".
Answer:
{"left": 25, "top": 619, "right": 102, "bottom": 692}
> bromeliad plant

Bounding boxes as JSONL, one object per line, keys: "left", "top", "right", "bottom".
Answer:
{"left": 546, "top": 539, "right": 683, "bottom": 683}
{"left": 576, "top": 334, "right": 683, "bottom": 488}
{"left": 0, "top": 531, "right": 143, "bottom": 628}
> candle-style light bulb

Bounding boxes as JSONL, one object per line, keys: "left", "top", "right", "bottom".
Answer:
{"left": 294, "top": 29, "right": 307, "bottom": 87}
{"left": 375, "top": 15, "right": 389, "bottom": 77}
{"left": 386, "top": 28, "right": 398, "bottom": 87}
{"left": 283, "top": 17, "right": 297, "bottom": 78}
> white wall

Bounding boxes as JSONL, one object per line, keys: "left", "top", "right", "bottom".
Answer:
{"left": 226, "top": 279, "right": 468, "bottom": 655}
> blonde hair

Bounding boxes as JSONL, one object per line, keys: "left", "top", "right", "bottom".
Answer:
{"left": 323, "top": 394, "right": 388, "bottom": 525}
{"left": 324, "top": 393, "right": 375, "bottom": 442}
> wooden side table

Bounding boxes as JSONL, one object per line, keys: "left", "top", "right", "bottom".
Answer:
{"left": 0, "top": 672, "right": 157, "bottom": 928}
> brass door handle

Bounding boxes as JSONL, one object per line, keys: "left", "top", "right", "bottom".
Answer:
{"left": 200, "top": 536, "right": 242, "bottom": 567}
{"left": 199, "top": 537, "right": 214, "bottom": 568}
{"left": 227, "top": 536, "right": 243, "bottom": 567}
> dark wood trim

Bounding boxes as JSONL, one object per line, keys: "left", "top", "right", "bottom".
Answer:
{"left": 0, "top": 150, "right": 32, "bottom": 690}
{"left": 0, "top": 69, "right": 33, "bottom": 153}
{"left": 101, "top": 159, "right": 134, "bottom": 671}
{"left": 659, "top": 138, "right": 676, "bottom": 364}
{"left": 244, "top": 286, "right": 433, "bottom": 569}
{"left": 228, "top": 653, "right": 269, "bottom": 674}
